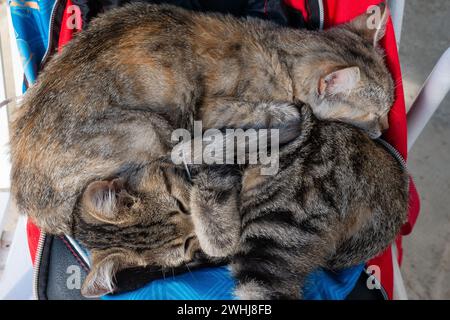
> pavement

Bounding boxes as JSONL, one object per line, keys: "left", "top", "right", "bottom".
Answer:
{"left": 399, "top": 0, "right": 450, "bottom": 300}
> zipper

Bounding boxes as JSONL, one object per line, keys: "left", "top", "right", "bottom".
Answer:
{"left": 66, "top": 235, "right": 91, "bottom": 268}
{"left": 32, "top": 231, "right": 47, "bottom": 300}
{"left": 40, "top": 0, "right": 61, "bottom": 70}
{"left": 376, "top": 138, "right": 408, "bottom": 172}
{"left": 317, "top": 0, "right": 324, "bottom": 30}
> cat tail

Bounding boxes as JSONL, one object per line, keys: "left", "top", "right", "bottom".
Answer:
{"left": 231, "top": 208, "right": 331, "bottom": 300}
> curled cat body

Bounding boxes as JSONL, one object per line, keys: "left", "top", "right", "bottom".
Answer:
{"left": 11, "top": 2, "right": 394, "bottom": 234}
{"left": 73, "top": 102, "right": 408, "bottom": 299}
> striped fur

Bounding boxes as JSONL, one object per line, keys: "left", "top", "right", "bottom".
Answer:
{"left": 189, "top": 104, "right": 409, "bottom": 299}
{"left": 11, "top": 3, "right": 393, "bottom": 235}
{"left": 73, "top": 101, "right": 407, "bottom": 299}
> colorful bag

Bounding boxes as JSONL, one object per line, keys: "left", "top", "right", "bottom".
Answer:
{"left": 9, "top": 0, "right": 419, "bottom": 300}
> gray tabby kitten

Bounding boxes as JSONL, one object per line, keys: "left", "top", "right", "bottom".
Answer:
{"left": 189, "top": 103, "right": 409, "bottom": 299}
{"left": 73, "top": 102, "right": 408, "bottom": 299}
{"left": 11, "top": 2, "right": 393, "bottom": 235}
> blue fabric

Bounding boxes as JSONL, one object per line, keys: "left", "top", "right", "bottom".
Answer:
{"left": 10, "top": 0, "right": 365, "bottom": 301}
{"left": 302, "top": 264, "right": 365, "bottom": 300}
{"left": 9, "top": 0, "right": 56, "bottom": 85}
{"left": 103, "top": 264, "right": 365, "bottom": 300}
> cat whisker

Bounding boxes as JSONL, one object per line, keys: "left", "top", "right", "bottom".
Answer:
{"left": 184, "top": 262, "right": 195, "bottom": 279}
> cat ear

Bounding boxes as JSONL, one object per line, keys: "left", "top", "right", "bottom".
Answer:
{"left": 346, "top": 2, "right": 389, "bottom": 46}
{"left": 81, "top": 251, "right": 124, "bottom": 298}
{"left": 82, "top": 178, "right": 125, "bottom": 223}
{"left": 318, "top": 67, "right": 360, "bottom": 97}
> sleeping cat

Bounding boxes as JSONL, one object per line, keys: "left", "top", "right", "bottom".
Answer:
{"left": 11, "top": 2, "right": 393, "bottom": 234}
{"left": 72, "top": 102, "right": 408, "bottom": 299}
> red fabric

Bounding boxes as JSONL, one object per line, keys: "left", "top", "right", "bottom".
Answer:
{"left": 402, "top": 179, "right": 420, "bottom": 236}
{"left": 27, "top": 0, "right": 421, "bottom": 300}
{"left": 57, "top": 0, "right": 83, "bottom": 51}
{"left": 26, "top": 220, "right": 41, "bottom": 265}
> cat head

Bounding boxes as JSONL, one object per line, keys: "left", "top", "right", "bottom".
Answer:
{"left": 73, "top": 160, "right": 196, "bottom": 297}
{"left": 291, "top": 2, "right": 394, "bottom": 138}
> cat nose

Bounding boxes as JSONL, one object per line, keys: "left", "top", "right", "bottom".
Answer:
{"left": 379, "top": 115, "right": 389, "bottom": 131}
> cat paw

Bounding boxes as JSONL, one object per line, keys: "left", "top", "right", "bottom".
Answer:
{"left": 193, "top": 167, "right": 241, "bottom": 191}
{"left": 234, "top": 281, "right": 273, "bottom": 300}
{"left": 234, "top": 280, "right": 301, "bottom": 300}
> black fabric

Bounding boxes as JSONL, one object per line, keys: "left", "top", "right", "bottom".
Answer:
{"left": 345, "top": 271, "right": 387, "bottom": 300}
{"left": 38, "top": 235, "right": 95, "bottom": 300}
{"left": 305, "top": 0, "right": 321, "bottom": 29}
{"left": 47, "top": 236, "right": 94, "bottom": 300}
{"left": 283, "top": 2, "right": 307, "bottom": 29}
{"left": 246, "top": 0, "right": 287, "bottom": 26}
{"left": 72, "top": 0, "right": 94, "bottom": 24}
{"left": 93, "top": 0, "right": 249, "bottom": 17}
